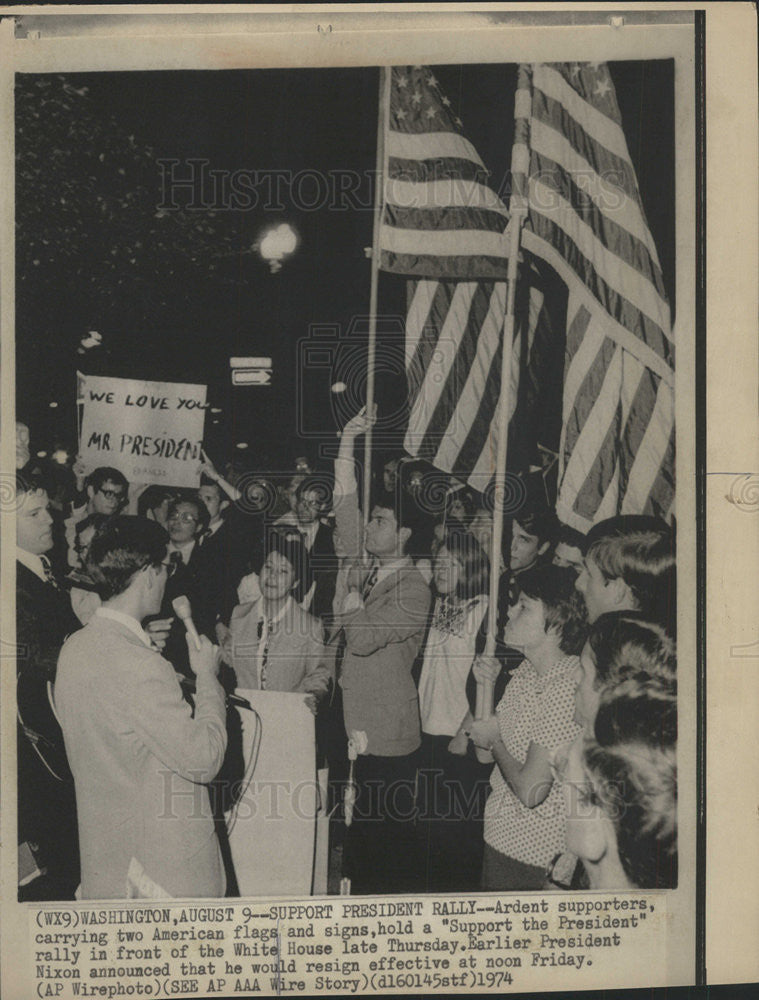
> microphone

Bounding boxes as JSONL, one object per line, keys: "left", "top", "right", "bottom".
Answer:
{"left": 171, "top": 595, "right": 202, "bottom": 651}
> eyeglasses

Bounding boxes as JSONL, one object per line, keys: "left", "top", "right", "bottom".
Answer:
{"left": 98, "top": 487, "right": 125, "bottom": 502}
{"left": 168, "top": 513, "right": 198, "bottom": 523}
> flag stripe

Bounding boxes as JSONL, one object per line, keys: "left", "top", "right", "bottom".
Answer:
{"left": 387, "top": 155, "right": 487, "bottom": 184}
{"left": 386, "top": 129, "right": 487, "bottom": 168}
{"left": 385, "top": 177, "right": 510, "bottom": 215}
{"left": 383, "top": 203, "right": 509, "bottom": 233}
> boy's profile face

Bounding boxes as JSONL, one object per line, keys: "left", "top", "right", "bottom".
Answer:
{"left": 365, "top": 505, "right": 400, "bottom": 558}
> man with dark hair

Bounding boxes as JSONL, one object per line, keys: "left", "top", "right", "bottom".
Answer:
{"left": 552, "top": 521, "right": 586, "bottom": 576}
{"left": 575, "top": 514, "right": 675, "bottom": 632}
{"left": 55, "top": 516, "right": 227, "bottom": 899}
{"left": 65, "top": 464, "right": 130, "bottom": 567}
{"left": 16, "top": 472, "right": 81, "bottom": 900}
{"left": 331, "top": 408, "right": 431, "bottom": 894}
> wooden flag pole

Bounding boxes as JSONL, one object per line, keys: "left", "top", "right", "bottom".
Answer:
{"left": 474, "top": 69, "right": 533, "bottom": 754}
{"left": 362, "top": 66, "right": 391, "bottom": 549}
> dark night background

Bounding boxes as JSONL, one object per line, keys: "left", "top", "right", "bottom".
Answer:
{"left": 15, "top": 61, "right": 674, "bottom": 477}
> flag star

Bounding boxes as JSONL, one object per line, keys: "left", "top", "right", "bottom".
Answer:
{"left": 426, "top": 74, "right": 438, "bottom": 88}
{"left": 441, "top": 95, "right": 451, "bottom": 107}
{"left": 395, "top": 108, "right": 407, "bottom": 120}
{"left": 411, "top": 90, "right": 422, "bottom": 105}
{"left": 570, "top": 63, "right": 581, "bottom": 79}
{"left": 397, "top": 74, "right": 408, "bottom": 89}
{"left": 594, "top": 78, "right": 612, "bottom": 99}
{"left": 588, "top": 61, "right": 602, "bottom": 72}
{"left": 454, "top": 116, "right": 463, "bottom": 127}
{"left": 425, "top": 107, "right": 437, "bottom": 119}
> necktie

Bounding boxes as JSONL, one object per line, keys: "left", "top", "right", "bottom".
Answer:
{"left": 40, "top": 555, "right": 60, "bottom": 590}
{"left": 170, "top": 550, "right": 183, "bottom": 569}
{"left": 256, "top": 618, "right": 270, "bottom": 690}
{"left": 362, "top": 564, "right": 379, "bottom": 600}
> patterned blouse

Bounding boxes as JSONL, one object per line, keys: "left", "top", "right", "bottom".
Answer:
{"left": 483, "top": 654, "right": 582, "bottom": 869}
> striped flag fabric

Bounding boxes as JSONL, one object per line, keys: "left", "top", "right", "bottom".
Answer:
{"left": 402, "top": 273, "right": 552, "bottom": 493}
{"left": 379, "top": 65, "right": 510, "bottom": 280}
{"left": 512, "top": 63, "right": 675, "bottom": 530}
{"left": 379, "top": 66, "right": 556, "bottom": 491}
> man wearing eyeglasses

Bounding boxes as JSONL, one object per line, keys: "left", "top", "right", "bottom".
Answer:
{"left": 64, "top": 466, "right": 130, "bottom": 568}
{"left": 157, "top": 496, "right": 215, "bottom": 679}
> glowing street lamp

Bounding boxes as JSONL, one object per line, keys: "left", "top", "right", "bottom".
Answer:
{"left": 256, "top": 223, "right": 298, "bottom": 273}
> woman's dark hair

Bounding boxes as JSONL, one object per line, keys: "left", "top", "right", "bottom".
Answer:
{"left": 441, "top": 527, "right": 490, "bottom": 601}
{"left": 517, "top": 563, "right": 588, "bottom": 655}
{"left": 86, "top": 515, "right": 169, "bottom": 600}
{"left": 266, "top": 527, "right": 312, "bottom": 604}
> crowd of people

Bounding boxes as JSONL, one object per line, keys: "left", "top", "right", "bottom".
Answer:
{"left": 15, "top": 408, "right": 677, "bottom": 900}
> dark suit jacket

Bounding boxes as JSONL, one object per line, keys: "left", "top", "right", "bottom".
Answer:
{"left": 16, "top": 561, "right": 81, "bottom": 897}
{"left": 202, "top": 514, "right": 264, "bottom": 618}
{"left": 158, "top": 543, "right": 218, "bottom": 679}
{"left": 307, "top": 520, "right": 338, "bottom": 625}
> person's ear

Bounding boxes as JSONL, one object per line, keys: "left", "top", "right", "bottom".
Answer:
{"left": 607, "top": 576, "right": 632, "bottom": 609}
{"left": 537, "top": 539, "right": 550, "bottom": 557}
{"left": 398, "top": 525, "right": 411, "bottom": 551}
{"left": 581, "top": 805, "right": 611, "bottom": 864}
{"left": 220, "top": 499, "right": 230, "bottom": 512}
{"left": 86, "top": 485, "right": 95, "bottom": 500}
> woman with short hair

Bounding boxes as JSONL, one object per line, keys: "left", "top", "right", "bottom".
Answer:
{"left": 221, "top": 529, "right": 331, "bottom": 712}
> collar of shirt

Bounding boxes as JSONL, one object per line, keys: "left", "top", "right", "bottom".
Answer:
{"left": 16, "top": 547, "right": 48, "bottom": 583}
{"left": 523, "top": 654, "right": 576, "bottom": 694}
{"left": 374, "top": 555, "right": 412, "bottom": 587}
{"left": 205, "top": 518, "right": 224, "bottom": 539}
{"left": 168, "top": 539, "right": 196, "bottom": 562}
{"left": 261, "top": 595, "right": 293, "bottom": 630}
{"left": 95, "top": 606, "right": 153, "bottom": 648}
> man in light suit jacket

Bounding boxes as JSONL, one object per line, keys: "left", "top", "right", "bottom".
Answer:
{"left": 332, "top": 409, "right": 431, "bottom": 894}
{"left": 55, "top": 516, "right": 227, "bottom": 900}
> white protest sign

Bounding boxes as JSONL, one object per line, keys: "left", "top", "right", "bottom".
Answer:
{"left": 78, "top": 374, "right": 207, "bottom": 487}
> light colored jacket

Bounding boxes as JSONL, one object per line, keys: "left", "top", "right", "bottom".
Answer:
{"left": 55, "top": 613, "right": 227, "bottom": 899}
{"left": 227, "top": 597, "right": 332, "bottom": 697}
{"left": 332, "top": 483, "right": 431, "bottom": 756}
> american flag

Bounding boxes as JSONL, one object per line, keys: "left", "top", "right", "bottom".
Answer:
{"left": 379, "top": 66, "right": 553, "bottom": 492}
{"left": 513, "top": 63, "right": 675, "bottom": 530}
